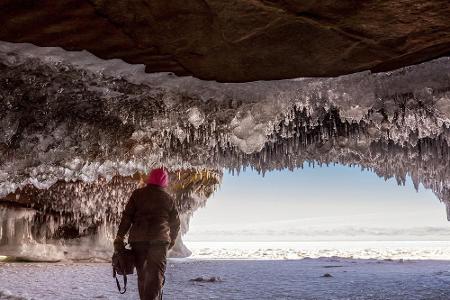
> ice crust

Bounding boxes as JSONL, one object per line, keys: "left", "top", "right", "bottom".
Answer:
{"left": 0, "top": 40, "right": 450, "bottom": 208}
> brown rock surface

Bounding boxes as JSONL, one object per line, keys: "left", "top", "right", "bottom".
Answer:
{"left": 1, "top": 0, "right": 449, "bottom": 81}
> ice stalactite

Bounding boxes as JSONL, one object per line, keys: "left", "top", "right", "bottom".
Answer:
{"left": 0, "top": 176, "right": 140, "bottom": 261}
{"left": 0, "top": 40, "right": 450, "bottom": 243}
{"left": 0, "top": 170, "right": 221, "bottom": 261}
{"left": 2, "top": 42, "right": 447, "bottom": 203}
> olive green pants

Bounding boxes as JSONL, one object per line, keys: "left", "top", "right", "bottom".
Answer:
{"left": 131, "top": 242, "right": 169, "bottom": 300}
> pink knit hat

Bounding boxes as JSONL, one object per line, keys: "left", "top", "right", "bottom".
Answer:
{"left": 146, "top": 168, "right": 169, "bottom": 187}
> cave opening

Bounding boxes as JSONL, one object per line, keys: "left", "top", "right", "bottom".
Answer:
{"left": 184, "top": 165, "right": 450, "bottom": 260}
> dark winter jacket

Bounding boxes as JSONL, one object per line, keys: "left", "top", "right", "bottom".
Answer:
{"left": 116, "top": 184, "right": 180, "bottom": 246}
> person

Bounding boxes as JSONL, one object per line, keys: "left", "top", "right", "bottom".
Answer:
{"left": 114, "top": 167, "right": 180, "bottom": 300}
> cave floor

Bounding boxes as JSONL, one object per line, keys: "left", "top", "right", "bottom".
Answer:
{"left": 1, "top": 258, "right": 450, "bottom": 300}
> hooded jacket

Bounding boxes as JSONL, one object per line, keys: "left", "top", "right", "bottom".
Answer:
{"left": 116, "top": 184, "right": 180, "bottom": 245}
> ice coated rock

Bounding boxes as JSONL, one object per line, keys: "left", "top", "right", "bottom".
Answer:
{"left": 187, "top": 107, "right": 205, "bottom": 129}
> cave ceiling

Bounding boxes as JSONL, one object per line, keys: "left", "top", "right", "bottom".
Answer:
{"left": 1, "top": 0, "right": 449, "bottom": 81}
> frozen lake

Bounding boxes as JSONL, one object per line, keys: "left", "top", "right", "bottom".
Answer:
{"left": 185, "top": 241, "right": 450, "bottom": 260}
{"left": 2, "top": 258, "right": 450, "bottom": 300}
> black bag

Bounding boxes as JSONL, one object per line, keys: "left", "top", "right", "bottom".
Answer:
{"left": 112, "top": 249, "right": 135, "bottom": 294}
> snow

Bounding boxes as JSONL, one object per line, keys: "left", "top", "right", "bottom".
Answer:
{"left": 1, "top": 258, "right": 450, "bottom": 299}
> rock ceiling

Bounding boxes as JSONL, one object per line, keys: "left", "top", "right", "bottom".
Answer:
{"left": 1, "top": 0, "right": 449, "bottom": 81}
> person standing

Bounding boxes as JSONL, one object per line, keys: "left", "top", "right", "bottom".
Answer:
{"left": 114, "top": 168, "right": 180, "bottom": 299}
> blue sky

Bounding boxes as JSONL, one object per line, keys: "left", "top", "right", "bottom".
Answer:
{"left": 185, "top": 164, "right": 450, "bottom": 241}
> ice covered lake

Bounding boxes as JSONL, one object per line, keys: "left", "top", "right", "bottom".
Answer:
{"left": 2, "top": 257, "right": 450, "bottom": 300}
{"left": 2, "top": 241, "right": 450, "bottom": 299}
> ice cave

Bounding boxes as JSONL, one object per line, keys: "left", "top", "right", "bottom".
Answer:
{"left": 0, "top": 0, "right": 450, "bottom": 264}
{"left": 1, "top": 2, "right": 450, "bottom": 299}
{"left": 1, "top": 39, "right": 449, "bottom": 261}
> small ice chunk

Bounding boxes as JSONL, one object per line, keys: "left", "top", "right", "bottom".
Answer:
{"left": 187, "top": 107, "right": 205, "bottom": 129}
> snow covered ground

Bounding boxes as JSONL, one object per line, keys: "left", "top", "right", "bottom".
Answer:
{"left": 2, "top": 258, "right": 450, "bottom": 300}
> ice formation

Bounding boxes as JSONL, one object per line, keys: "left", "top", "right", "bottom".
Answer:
{"left": 0, "top": 170, "right": 221, "bottom": 260}
{"left": 1, "top": 41, "right": 449, "bottom": 196}
{"left": 0, "top": 40, "right": 450, "bottom": 258}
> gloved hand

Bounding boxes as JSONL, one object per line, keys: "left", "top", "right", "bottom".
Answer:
{"left": 113, "top": 238, "right": 126, "bottom": 253}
